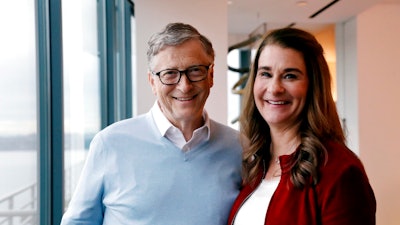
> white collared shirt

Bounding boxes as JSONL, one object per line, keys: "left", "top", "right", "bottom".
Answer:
{"left": 151, "top": 101, "right": 210, "bottom": 151}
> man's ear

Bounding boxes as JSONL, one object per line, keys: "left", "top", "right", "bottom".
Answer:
{"left": 209, "top": 65, "right": 214, "bottom": 88}
{"left": 148, "top": 72, "right": 157, "bottom": 96}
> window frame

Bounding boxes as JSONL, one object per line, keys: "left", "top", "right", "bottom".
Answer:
{"left": 36, "top": 0, "right": 134, "bottom": 224}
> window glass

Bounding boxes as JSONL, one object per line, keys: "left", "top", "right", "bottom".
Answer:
{"left": 227, "top": 49, "right": 241, "bottom": 130}
{"left": 0, "top": 1, "right": 38, "bottom": 224}
{"left": 62, "top": 0, "right": 101, "bottom": 209}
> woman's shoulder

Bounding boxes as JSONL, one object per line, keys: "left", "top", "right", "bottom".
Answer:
{"left": 324, "top": 140, "right": 362, "bottom": 166}
{"left": 315, "top": 140, "right": 376, "bottom": 223}
{"left": 319, "top": 140, "right": 369, "bottom": 183}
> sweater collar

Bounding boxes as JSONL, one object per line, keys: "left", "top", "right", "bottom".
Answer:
{"left": 151, "top": 101, "right": 210, "bottom": 136}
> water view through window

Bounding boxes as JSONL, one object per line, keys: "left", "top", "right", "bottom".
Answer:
{"left": 0, "top": 1, "right": 38, "bottom": 224}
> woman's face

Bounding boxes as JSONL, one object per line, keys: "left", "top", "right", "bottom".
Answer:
{"left": 253, "top": 44, "right": 309, "bottom": 130}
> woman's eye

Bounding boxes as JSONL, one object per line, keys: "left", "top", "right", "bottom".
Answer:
{"left": 284, "top": 73, "right": 297, "bottom": 79}
{"left": 259, "top": 71, "right": 272, "bottom": 77}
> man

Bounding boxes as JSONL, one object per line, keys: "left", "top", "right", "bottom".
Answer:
{"left": 60, "top": 22, "right": 242, "bottom": 225}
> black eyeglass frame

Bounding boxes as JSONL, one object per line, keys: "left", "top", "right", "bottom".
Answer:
{"left": 151, "top": 64, "right": 212, "bottom": 85}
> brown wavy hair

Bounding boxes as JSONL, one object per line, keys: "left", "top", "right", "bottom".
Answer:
{"left": 240, "top": 27, "right": 345, "bottom": 188}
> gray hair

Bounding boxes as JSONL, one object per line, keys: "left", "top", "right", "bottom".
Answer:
{"left": 147, "top": 22, "right": 215, "bottom": 69}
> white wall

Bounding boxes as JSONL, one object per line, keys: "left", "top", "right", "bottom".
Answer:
{"left": 338, "top": 3, "right": 400, "bottom": 225}
{"left": 358, "top": 4, "right": 400, "bottom": 225}
{"left": 134, "top": 0, "right": 229, "bottom": 124}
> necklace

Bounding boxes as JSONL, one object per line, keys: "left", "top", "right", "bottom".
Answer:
{"left": 270, "top": 140, "right": 299, "bottom": 165}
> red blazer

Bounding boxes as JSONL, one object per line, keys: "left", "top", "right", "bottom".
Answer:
{"left": 228, "top": 141, "right": 376, "bottom": 225}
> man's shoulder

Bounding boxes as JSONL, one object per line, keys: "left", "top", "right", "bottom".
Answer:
{"left": 209, "top": 119, "right": 239, "bottom": 135}
{"left": 209, "top": 119, "right": 240, "bottom": 145}
{"left": 100, "top": 112, "right": 153, "bottom": 134}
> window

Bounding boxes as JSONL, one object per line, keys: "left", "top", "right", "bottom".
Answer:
{"left": 61, "top": 0, "right": 102, "bottom": 209}
{"left": 0, "top": 1, "right": 135, "bottom": 224}
{"left": 0, "top": 1, "right": 38, "bottom": 224}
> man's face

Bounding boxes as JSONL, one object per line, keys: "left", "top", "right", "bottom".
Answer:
{"left": 148, "top": 39, "right": 214, "bottom": 128}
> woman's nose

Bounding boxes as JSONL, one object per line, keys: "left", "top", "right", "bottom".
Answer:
{"left": 268, "top": 79, "right": 284, "bottom": 94}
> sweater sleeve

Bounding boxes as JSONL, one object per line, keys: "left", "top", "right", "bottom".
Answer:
{"left": 60, "top": 134, "right": 105, "bottom": 225}
{"left": 319, "top": 164, "right": 376, "bottom": 225}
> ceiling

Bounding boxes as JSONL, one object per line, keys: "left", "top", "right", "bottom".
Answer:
{"left": 228, "top": 0, "right": 400, "bottom": 35}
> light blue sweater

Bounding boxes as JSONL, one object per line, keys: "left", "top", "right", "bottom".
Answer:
{"left": 61, "top": 111, "right": 242, "bottom": 225}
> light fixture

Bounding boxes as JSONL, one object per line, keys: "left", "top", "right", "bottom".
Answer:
{"left": 296, "top": 0, "right": 308, "bottom": 6}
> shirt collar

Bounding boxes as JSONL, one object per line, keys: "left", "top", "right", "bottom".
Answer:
{"left": 151, "top": 101, "right": 172, "bottom": 136}
{"left": 151, "top": 101, "right": 211, "bottom": 139}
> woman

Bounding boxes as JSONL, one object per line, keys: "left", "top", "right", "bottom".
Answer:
{"left": 228, "top": 28, "right": 376, "bottom": 225}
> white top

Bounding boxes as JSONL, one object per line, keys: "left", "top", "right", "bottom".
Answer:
{"left": 151, "top": 101, "right": 210, "bottom": 151}
{"left": 233, "top": 178, "right": 280, "bottom": 225}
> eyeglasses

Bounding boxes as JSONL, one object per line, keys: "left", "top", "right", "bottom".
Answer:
{"left": 152, "top": 64, "right": 212, "bottom": 85}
